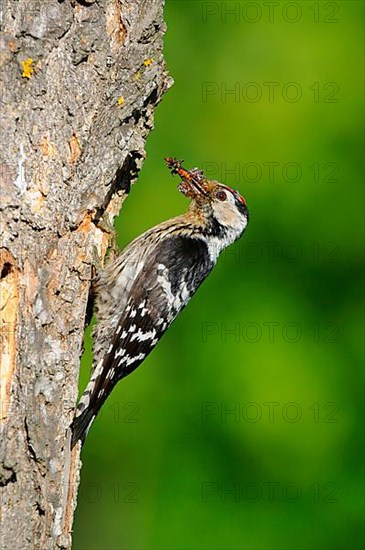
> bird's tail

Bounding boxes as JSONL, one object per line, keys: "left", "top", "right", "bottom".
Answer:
{"left": 71, "top": 407, "right": 96, "bottom": 448}
{"left": 71, "top": 358, "right": 115, "bottom": 448}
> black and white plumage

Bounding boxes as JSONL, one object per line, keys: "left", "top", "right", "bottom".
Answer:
{"left": 71, "top": 159, "right": 249, "bottom": 447}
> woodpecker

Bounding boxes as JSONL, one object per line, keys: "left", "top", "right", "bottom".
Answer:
{"left": 71, "top": 158, "right": 249, "bottom": 447}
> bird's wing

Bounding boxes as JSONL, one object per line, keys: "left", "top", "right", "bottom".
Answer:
{"left": 71, "top": 235, "right": 213, "bottom": 446}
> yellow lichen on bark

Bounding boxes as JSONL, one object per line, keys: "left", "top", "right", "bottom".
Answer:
{"left": 20, "top": 58, "right": 34, "bottom": 78}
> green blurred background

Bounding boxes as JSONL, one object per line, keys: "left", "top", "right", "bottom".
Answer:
{"left": 73, "top": 2, "right": 364, "bottom": 549}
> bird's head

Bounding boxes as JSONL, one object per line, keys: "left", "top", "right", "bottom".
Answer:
{"left": 165, "top": 157, "right": 249, "bottom": 243}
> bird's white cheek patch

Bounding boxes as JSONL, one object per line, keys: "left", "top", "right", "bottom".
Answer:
{"left": 213, "top": 203, "right": 237, "bottom": 227}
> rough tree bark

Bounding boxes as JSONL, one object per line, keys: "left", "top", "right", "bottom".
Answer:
{"left": 0, "top": 1, "right": 172, "bottom": 548}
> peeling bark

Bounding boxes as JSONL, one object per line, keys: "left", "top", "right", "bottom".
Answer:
{"left": 0, "top": 1, "right": 172, "bottom": 548}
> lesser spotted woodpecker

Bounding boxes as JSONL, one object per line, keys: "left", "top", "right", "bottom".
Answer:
{"left": 71, "top": 158, "right": 249, "bottom": 447}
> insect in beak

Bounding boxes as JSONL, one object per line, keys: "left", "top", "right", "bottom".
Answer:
{"left": 165, "top": 157, "right": 210, "bottom": 198}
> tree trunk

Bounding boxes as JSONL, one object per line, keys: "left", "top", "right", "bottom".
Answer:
{"left": 0, "top": 1, "right": 172, "bottom": 548}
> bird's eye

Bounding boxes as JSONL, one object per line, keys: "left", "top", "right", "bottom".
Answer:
{"left": 216, "top": 190, "right": 227, "bottom": 202}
